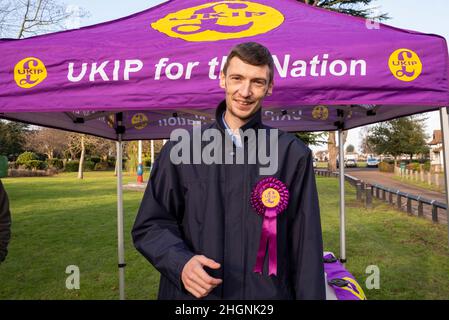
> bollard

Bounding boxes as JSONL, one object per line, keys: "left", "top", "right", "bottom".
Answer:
{"left": 431, "top": 202, "right": 438, "bottom": 222}
{"left": 407, "top": 197, "right": 412, "bottom": 214}
{"left": 418, "top": 200, "right": 423, "bottom": 217}
{"left": 365, "top": 184, "right": 372, "bottom": 208}
{"left": 382, "top": 189, "right": 387, "bottom": 201}
{"left": 397, "top": 192, "right": 402, "bottom": 210}
{"left": 356, "top": 183, "right": 363, "bottom": 202}
{"left": 389, "top": 191, "right": 393, "bottom": 204}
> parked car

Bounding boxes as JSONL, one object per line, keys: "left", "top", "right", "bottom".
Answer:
{"left": 367, "top": 157, "right": 380, "bottom": 168}
{"left": 345, "top": 159, "right": 357, "bottom": 168}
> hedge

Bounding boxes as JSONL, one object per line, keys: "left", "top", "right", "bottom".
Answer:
{"left": 23, "top": 160, "right": 47, "bottom": 171}
{"left": 379, "top": 161, "right": 394, "bottom": 173}
{"left": 65, "top": 160, "right": 96, "bottom": 172}
{"left": 47, "top": 158, "right": 64, "bottom": 170}
{"left": 94, "top": 161, "right": 109, "bottom": 171}
{"left": 16, "top": 152, "right": 39, "bottom": 165}
{"left": 64, "top": 160, "right": 80, "bottom": 172}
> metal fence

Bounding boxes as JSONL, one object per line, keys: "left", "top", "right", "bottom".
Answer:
{"left": 315, "top": 169, "right": 447, "bottom": 223}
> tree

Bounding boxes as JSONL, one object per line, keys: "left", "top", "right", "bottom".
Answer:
{"left": 0, "top": 0, "right": 88, "bottom": 39}
{"left": 147, "top": 140, "right": 165, "bottom": 161}
{"left": 0, "top": 120, "right": 29, "bottom": 159}
{"left": 295, "top": 132, "right": 328, "bottom": 146}
{"left": 1, "top": 0, "right": 89, "bottom": 174}
{"left": 327, "top": 131, "right": 347, "bottom": 171}
{"left": 299, "top": 0, "right": 389, "bottom": 171}
{"left": 125, "top": 141, "right": 138, "bottom": 173}
{"left": 359, "top": 127, "right": 375, "bottom": 155}
{"left": 65, "top": 133, "right": 98, "bottom": 179}
{"left": 88, "top": 137, "right": 115, "bottom": 162}
{"left": 346, "top": 144, "right": 355, "bottom": 153}
{"left": 25, "top": 127, "right": 69, "bottom": 159}
{"left": 77, "top": 134, "right": 86, "bottom": 179}
{"left": 299, "top": 0, "right": 389, "bottom": 20}
{"left": 367, "top": 116, "right": 429, "bottom": 166}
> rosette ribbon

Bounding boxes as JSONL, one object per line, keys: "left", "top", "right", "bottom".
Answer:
{"left": 250, "top": 177, "right": 289, "bottom": 276}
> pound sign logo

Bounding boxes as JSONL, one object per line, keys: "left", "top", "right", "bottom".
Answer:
{"left": 151, "top": 1, "right": 284, "bottom": 42}
{"left": 14, "top": 57, "right": 47, "bottom": 89}
{"left": 388, "top": 49, "right": 422, "bottom": 82}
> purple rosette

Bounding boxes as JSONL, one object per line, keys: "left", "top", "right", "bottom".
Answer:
{"left": 250, "top": 177, "right": 289, "bottom": 276}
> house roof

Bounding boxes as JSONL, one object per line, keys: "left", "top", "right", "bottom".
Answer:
{"left": 429, "top": 130, "right": 442, "bottom": 145}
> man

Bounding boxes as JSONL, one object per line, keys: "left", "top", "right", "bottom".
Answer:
{"left": 0, "top": 179, "right": 11, "bottom": 263}
{"left": 132, "top": 42, "right": 325, "bottom": 299}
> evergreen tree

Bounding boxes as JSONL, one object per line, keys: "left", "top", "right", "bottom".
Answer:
{"left": 300, "top": 0, "right": 389, "bottom": 20}
{"left": 0, "top": 120, "right": 29, "bottom": 159}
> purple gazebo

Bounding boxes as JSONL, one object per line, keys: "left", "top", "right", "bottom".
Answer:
{"left": 1, "top": 0, "right": 448, "bottom": 299}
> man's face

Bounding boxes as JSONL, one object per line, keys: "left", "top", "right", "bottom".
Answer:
{"left": 220, "top": 56, "right": 273, "bottom": 122}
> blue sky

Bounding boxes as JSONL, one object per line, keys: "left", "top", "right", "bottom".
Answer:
{"left": 68, "top": 0, "right": 449, "bottom": 151}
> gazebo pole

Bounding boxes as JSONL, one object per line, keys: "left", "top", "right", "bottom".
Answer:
{"left": 116, "top": 114, "right": 126, "bottom": 300}
{"left": 338, "top": 129, "right": 346, "bottom": 263}
{"left": 150, "top": 140, "right": 154, "bottom": 173}
{"left": 137, "top": 140, "right": 143, "bottom": 183}
{"left": 439, "top": 107, "right": 449, "bottom": 248}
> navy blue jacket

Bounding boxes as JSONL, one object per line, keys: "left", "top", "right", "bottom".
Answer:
{"left": 132, "top": 100, "right": 325, "bottom": 300}
{"left": 0, "top": 179, "right": 11, "bottom": 263}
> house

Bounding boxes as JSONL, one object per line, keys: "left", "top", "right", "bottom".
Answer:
{"left": 315, "top": 150, "right": 328, "bottom": 161}
{"left": 428, "top": 130, "right": 444, "bottom": 172}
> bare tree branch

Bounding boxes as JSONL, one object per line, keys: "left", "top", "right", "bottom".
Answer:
{"left": 0, "top": 0, "right": 89, "bottom": 39}
{"left": 17, "top": 0, "right": 31, "bottom": 39}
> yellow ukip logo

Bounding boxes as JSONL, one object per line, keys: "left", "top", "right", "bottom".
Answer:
{"left": 261, "top": 188, "right": 280, "bottom": 208}
{"left": 388, "top": 49, "right": 422, "bottom": 82}
{"left": 14, "top": 57, "right": 47, "bottom": 89}
{"left": 151, "top": 1, "right": 284, "bottom": 42}
{"left": 132, "top": 113, "right": 149, "bottom": 130}
{"left": 312, "top": 106, "right": 329, "bottom": 120}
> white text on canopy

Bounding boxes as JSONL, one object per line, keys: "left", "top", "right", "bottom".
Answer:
{"left": 66, "top": 54, "right": 367, "bottom": 82}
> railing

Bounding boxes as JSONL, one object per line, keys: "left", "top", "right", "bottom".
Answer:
{"left": 314, "top": 169, "right": 447, "bottom": 223}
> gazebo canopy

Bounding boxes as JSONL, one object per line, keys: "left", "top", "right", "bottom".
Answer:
{"left": 1, "top": 0, "right": 448, "bottom": 140}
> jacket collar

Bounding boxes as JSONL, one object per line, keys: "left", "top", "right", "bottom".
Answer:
{"left": 215, "top": 99, "right": 263, "bottom": 132}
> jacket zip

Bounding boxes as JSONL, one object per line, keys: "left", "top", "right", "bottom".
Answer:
{"left": 241, "top": 143, "right": 248, "bottom": 299}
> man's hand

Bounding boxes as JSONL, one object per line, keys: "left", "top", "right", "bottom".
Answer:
{"left": 181, "top": 255, "right": 222, "bottom": 299}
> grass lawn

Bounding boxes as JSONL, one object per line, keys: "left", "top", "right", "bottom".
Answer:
{"left": 357, "top": 161, "right": 367, "bottom": 168}
{"left": 316, "top": 161, "right": 367, "bottom": 169}
{"left": 317, "top": 161, "right": 328, "bottom": 169}
{"left": 1, "top": 171, "right": 448, "bottom": 299}
{"left": 392, "top": 175, "right": 445, "bottom": 193}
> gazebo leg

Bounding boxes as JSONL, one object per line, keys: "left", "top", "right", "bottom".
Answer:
{"left": 439, "top": 107, "right": 449, "bottom": 249}
{"left": 117, "top": 135, "right": 126, "bottom": 300}
{"left": 338, "top": 130, "right": 346, "bottom": 264}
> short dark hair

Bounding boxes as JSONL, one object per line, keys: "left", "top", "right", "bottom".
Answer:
{"left": 223, "top": 42, "right": 274, "bottom": 84}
